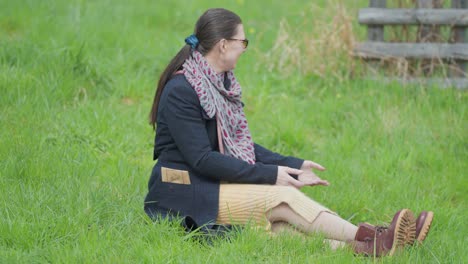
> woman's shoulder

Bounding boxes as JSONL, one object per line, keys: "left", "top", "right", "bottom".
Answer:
{"left": 162, "top": 74, "right": 199, "bottom": 103}
{"left": 164, "top": 74, "right": 197, "bottom": 96}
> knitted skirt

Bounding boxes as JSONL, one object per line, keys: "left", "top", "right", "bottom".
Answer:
{"left": 216, "top": 184, "right": 334, "bottom": 229}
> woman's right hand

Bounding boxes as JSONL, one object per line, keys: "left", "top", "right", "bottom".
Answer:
{"left": 276, "top": 166, "right": 305, "bottom": 188}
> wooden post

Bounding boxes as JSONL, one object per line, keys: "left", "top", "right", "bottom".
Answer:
{"left": 366, "top": 0, "right": 386, "bottom": 75}
{"left": 368, "top": 0, "right": 386, "bottom": 42}
{"left": 432, "top": 0, "right": 443, "bottom": 41}
{"left": 451, "top": 0, "right": 467, "bottom": 77}
{"left": 417, "top": 0, "right": 433, "bottom": 42}
{"left": 417, "top": 0, "right": 438, "bottom": 75}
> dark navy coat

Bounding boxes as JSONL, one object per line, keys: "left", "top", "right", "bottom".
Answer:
{"left": 144, "top": 74, "right": 303, "bottom": 229}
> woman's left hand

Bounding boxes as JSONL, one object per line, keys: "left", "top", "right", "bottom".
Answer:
{"left": 300, "top": 160, "right": 325, "bottom": 171}
{"left": 298, "top": 160, "right": 329, "bottom": 187}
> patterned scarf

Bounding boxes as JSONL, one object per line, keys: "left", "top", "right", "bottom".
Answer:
{"left": 182, "top": 50, "right": 256, "bottom": 164}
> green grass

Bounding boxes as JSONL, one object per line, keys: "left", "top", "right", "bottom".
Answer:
{"left": 1, "top": 0, "right": 467, "bottom": 263}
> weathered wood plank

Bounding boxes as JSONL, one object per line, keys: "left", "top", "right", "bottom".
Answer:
{"left": 359, "top": 8, "right": 468, "bottom": 25}
{"left": 354, "top": 42, "right": 468, "bottom": 60}
{"left": 370, "top": 77, "right": 468, "bottom": 89}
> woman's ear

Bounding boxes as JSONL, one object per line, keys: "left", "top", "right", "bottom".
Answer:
{"left": 218, "top": 39, "right": 227, "bottom": 53}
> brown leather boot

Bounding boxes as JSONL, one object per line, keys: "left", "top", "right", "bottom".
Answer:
{"left": 356, "top": 210, "right": 433, "bottom": 245}
{"left": 415, "top": 211, "right": 434, "bottom": 244}
{"left": 351, "top": 209, "right": 416, "bottom": 257}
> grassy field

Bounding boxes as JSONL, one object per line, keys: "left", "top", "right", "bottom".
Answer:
{"left": 1, "top": 0, "right": 467, "bottom": 263}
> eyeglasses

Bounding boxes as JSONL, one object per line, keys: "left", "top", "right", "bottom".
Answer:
{"left": 226, "top": 38, "right": 249, "bottom": 49}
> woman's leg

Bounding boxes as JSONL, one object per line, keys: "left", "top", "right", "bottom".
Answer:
{"left": 267, "top": 202, "right": 358, "bottom": 241}
{"left": 270, "top": 221, "right": 302, "bottom": 235}
{"left": 217, "top": 184, "right": 416, "bottom": 256}
{"left": 268, "top": 203, "right": 417, "bottom": 256}
{"left": 270, "top": 221, "right": 347, "bottom": 250}
{"left": 217, "top": 184, "right": 356, "bottom": 241}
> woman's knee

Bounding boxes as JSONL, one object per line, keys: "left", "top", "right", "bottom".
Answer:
{"left": 277, "top": 186, "right": 309, "bottom": 203}
{"left": 267, "top": 202, "right": 294, "bottom": 222}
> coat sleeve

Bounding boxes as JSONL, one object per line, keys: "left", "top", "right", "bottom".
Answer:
{"left": 254, "top": 143, "right": 304, "bottom": 169}
{"left": 163, "top": 83, "right": 278, "bottom": 184}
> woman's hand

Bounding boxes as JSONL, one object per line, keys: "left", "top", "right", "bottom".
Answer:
{"left": 275, "top": 166, "right": 305, "bottom": 189}
{"left": 300, "top": 160, "right": 325, "bottom": 171}
{"left": 298, "top": 160, "right": 329, "bottom": 187}
{"left": 298, "top": 170, "right": 329, "bottom": 186}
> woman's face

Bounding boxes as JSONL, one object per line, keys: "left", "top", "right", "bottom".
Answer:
{"left": 221, "top": 24, "right": 247, "bottom": 71}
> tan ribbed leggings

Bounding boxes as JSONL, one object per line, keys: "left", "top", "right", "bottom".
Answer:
{"left": 216, "top": 184, "right": 357, "bottom": 242}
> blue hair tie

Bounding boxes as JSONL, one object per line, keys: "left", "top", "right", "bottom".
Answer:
{"left": 185, "top": 34, "right": 199, "bottom": 49}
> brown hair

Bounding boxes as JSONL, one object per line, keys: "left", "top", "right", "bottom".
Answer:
{"left": 149, "top": 8, "right": 242, "bottom": 129}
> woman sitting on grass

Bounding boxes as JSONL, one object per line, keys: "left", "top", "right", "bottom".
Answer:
{"left": 144, "top": 8, "right": 433, "bottom": 257}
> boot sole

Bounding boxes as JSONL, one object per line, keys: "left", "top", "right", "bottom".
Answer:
{"left": 388, "top": 209, "right": 416, "bottom": 256}
{"left": 416, "top": 211, "right": 434, "bottom": 243}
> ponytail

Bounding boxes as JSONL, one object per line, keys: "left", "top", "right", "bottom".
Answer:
{"left": 149, "top": 45, "right": 191, "bottom": 129}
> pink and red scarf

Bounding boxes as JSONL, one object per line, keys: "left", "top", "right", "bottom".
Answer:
{"left": 182, "top": 50, "right": 255, "bottom": 164}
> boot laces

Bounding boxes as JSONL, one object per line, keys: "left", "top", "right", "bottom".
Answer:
{"left": 375, "top": 226, "right": 388, "bottom": 233}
